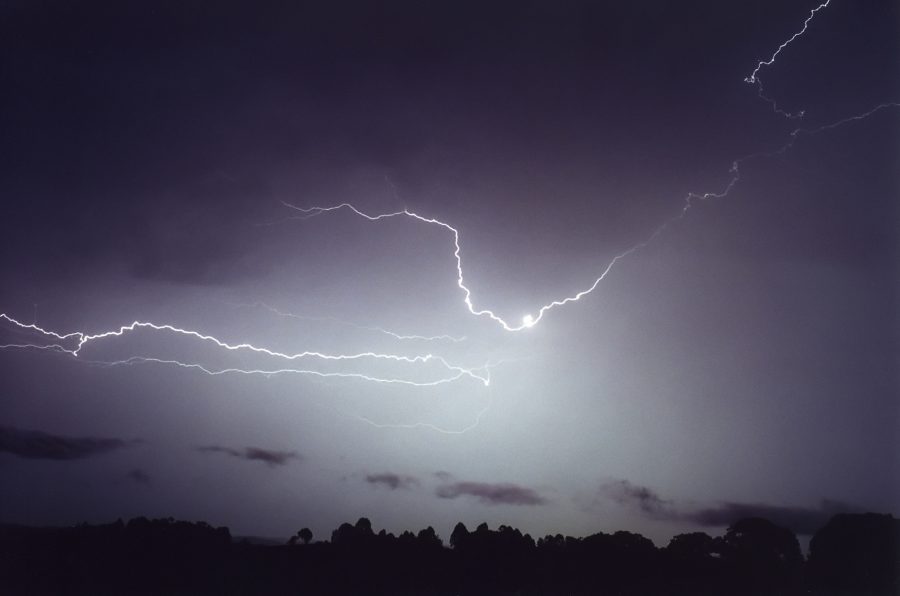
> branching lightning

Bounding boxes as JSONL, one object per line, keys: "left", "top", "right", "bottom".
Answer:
{"left": 283, "top": 96, "right": 898, "bottom": 334}
{"left": 1, "top": 0, "right": 896, "bottom": 435}
{"left": 277, "top": 1, "right": 898, "bottom": 338}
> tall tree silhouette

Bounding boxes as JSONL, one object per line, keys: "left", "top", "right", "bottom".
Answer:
{"left": 720, "top": 517, "right": 803, "bottom": 595}
{"left": 807, "top": 513, "right": 900, "bottom": 596}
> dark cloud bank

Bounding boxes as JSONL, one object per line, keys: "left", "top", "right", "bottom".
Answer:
{"left": 601, "top": 479, "right": 859, "bottom": 535}
{"left": 685, "top": 500, "right": 860, "bottom": 536}
{"left": 365, "top": 473, "right": 419, "bottom": 490}
{"left": 365, "top": 472, "right": 543, "bottom": 505}
{"left": 602, "top": 479, "right": 673, "bottom": 516}
{"left": 437, "top": 481, "right": 545, "bottom": 506}
{"left": 0, "top": 426, "right": 133, "bottom": 460}
{"left": 197, "top": 445, "right": 299, "bottom": 467}
{"left": 363, "top": 472, "right": 543, "bottom": 505}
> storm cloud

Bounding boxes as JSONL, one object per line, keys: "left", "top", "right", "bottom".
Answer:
{"left": 683, "top": 500, "right": 858, "bottom": 535}
{"left": 366, "top": 473, "right": 419, "bottom": 490}
{"left": 197, "top": 445, "right": 300, "bottom": 467}
{"left": 600, "top": 478, "right": 858, "bottom": 535}
{"left": 0, "top": 0, "right": 896, "bottom": 544}
{"left": 600, "top": 479, "right": 675, "bottom": 517}
{"left": 0, "top": 426, "right": 132, "bottom": 460}
{"left": 436, "top": 481, "right": 546, "bottom": 506}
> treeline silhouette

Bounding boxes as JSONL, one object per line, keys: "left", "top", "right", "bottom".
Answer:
{"left": 1, "top": 513, "right": 897, "bottom": 595}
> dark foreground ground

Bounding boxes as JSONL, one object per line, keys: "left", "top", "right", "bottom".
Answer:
{"left": 1, "top": 513, "right": 897, "bottom": 595}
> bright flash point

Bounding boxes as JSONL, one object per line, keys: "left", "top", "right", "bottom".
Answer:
{"left": 522, "top": 314, "right": 535, "bottom": 328}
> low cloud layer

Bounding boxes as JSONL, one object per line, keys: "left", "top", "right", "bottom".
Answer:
{"left": 599, "top": 479, "right": 857, "bottom": 535}
{"left": 197, "top": 445, "right": 299, "bottom": 467}
{"left": 437, "top": 481, "right": 545, "bottom": 506}
{"left": 0, "top": 426, "right": 132, "bottom": 460}
{"left": 683, "top": 500, "right": 858, "bottom": 535}
{"left": 601, "top": 479, "right": 674, "bottom": 517}
{"left": 366, "top": 472, "right": 418, "bottom": 490}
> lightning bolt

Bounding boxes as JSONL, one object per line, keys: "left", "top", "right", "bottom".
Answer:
{"left": 0, "top": 312, "right": 491, "bottom": 387}
{"left": 286, "top": 100, "right": 898, "bottom": 334}
{"left": 1, "top": 1, "right": 895, "bottom": 436}
{"left": 787, "top": 102, "right": 900, "bottom": 138}
{"left": 90, "top": 357, "right": 487, "bottom": 388}
{"left": 276, "top": 2, "right": 846, "bottom": 333}
{"left": 745, "top": 0, "right": 832, "bottom": 119}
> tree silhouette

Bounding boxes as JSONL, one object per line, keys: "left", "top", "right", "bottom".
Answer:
{"left": 720, "top": 517, "right": 803, "bottom": 595}
{"left": 1, "top": 512, "right": 896, "bottom": 595}
{"left": 664, "top": 532, "right": 727, "bottom": 595}
{"left": 289, "top": 527, "right": 313, "bottom": 545}
{"left": 298, "top": 527, "right": 312, "bottom": 545}
{"left": 416, "top": 526, "right": 442, "bottom": 548}
{"left": 449, "top": 521, "right": 469, "bottom": 549}
{"left": 807, "top": 513, "right": 900, "bottom": 596}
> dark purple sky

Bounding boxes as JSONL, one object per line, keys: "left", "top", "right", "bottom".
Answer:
{"left": 1, "top": 0, "right": 897, "bottom": 544}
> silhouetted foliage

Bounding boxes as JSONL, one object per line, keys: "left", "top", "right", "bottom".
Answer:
{"left": 287, "top": 526, "right": 313, "bottom": 546}
{"left": 719, "top": 517, "right": 804, "bottom": 595}
{"left": 0, "top": 512, "right": 897, "bottom": 595}
{"left": 449, "top": 521, "right": 469, "bottom": 549}
{"left": 807, "top": 513, "right": 900, "bottom": 596}
{"left": 663, "top": 531, "right": 727, "bottom": 595}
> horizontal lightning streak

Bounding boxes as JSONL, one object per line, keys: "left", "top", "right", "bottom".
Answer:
{"left": 0, "top": 312, "right": 491, "bottom": 387}
{"left": 0, "top": 313, "right": 83, "bottom": 341}
{"left": 78, "top": 320, "right": 431, "bottom": 363}
{"left": 789, "top": 102, "right": 900, "bottom": 138}
{"left": 89, "top": 356, "right": 479, "bottom": 387}
{"left": 0, "top": 343, "right": 70, "bottom": 352}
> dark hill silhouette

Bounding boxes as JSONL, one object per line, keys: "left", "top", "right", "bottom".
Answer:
{"left": 0, "top": 513, "right": 896, "bottom": 595}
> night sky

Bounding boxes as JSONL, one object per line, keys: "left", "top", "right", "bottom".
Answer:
{"left": 1, "top": 1, "right": 898, "bottom": 546}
